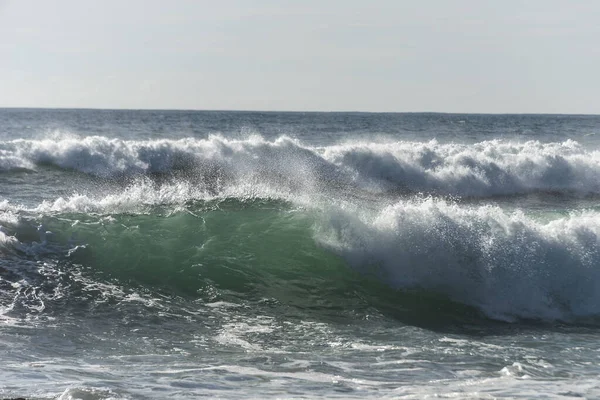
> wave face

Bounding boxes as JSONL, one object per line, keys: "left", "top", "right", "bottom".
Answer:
{"left": 1, "top": 189, "right": 600, "bottom": 323}
{"left": 2, "top": 134, "right": 600, "bottom": 197}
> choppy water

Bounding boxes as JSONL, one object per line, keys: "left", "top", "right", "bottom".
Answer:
{"left": 1, "top": 109, "right": 600, "bottom": 399}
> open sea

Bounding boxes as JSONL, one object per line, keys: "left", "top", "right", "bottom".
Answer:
{"left": 2, "top": 109, "right": 600, "bottom": 399}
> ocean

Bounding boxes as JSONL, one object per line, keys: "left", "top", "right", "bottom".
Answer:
{"left": 1, "top": 109, "right": 600, "bottom": 399}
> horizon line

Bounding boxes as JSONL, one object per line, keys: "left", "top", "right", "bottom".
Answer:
{"left": 0, "top": 106, "right": 598, "bottom": 117}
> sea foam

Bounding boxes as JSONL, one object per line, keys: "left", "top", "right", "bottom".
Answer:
{"left": 317, "top": 198, "right": 600, "bottom": 321}
{"left": 2, "top": 134, "right": 600, "bottom": 197}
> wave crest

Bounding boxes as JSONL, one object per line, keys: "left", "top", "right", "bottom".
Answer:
{"left": 2, "top": 135, "right": 600, "bottom": 197}
{"left": 318, "top": 198, "right": 600, "bottom": 321}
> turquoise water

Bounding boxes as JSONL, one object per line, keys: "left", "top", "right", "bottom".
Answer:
{"left": 2, "top": 110, "right": 600, "bottom": 398}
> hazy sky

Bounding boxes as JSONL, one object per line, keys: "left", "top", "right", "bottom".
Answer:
{"left": 0, "top": 0, "right": 598, "bottom": 113}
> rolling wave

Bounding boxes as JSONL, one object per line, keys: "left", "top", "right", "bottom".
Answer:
{"left": 2, "top": 193, "right": 600, "bottom": 323}
{"left": 1, "top": 134, "right": 599, "bottom": 197}
{"left": 318, "top": 198, "right": 600, "bottom": 321}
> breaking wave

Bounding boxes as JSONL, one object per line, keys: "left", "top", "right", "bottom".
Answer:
{"left": 2, "top": 190, "right": 600, "bottom": 323}
{"left": 1, "top": 134, "right": 600, "bottom": 197}
{"left": 318, "top": 198, "right": 600, "bottom": 322}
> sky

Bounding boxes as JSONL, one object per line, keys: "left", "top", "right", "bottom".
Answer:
{"left": 0, "top": 0, "right": 598, "bottom": 113}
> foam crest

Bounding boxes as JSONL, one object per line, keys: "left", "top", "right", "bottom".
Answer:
{"left": 0, "top": 179, "right": 302, "bottom": 215}
{"left": 2, "top": 135, "right": 600, "bottom": 197}
{"left": 0, "top": 204, "right": 20, "bottom": 225}
{"left": 33, "top": 180, "right": 207, "bottom": 214}
{"left": 323, "top": 139, "right": 600, "bottom": 196}
{"left": 317, "top": 198, "right": 600, "bottom": 321}
{"left": 0, "top": 134, "right": 326, "bottom": 179}
{"left": 0, "top": 228, "right": 20, "bottom": 251}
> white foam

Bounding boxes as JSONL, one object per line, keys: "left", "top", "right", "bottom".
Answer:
{"left": 0, "top": 202, "right": 20, "bottom": 225}
{"left": 0, "top": 227, "right": 22, "bottom": 253}
{"left": 34, "top": 180, "right": 208, "bottom": 214}
{"left": 322, "top": 138, "right": 600, "bottom": 196}
{"left": 2, "top": 134, "right": 600, "bottom": 196}
{"left": 16, "top": 182, "right": 300, "bottom": 216}
{"left": 317, "top": 198, "right": 600, "bottom": 321}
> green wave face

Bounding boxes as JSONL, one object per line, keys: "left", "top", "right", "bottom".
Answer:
{"left": 24, "top": 199, "right": 478, "bottom": 328}
{"left": 7, "top": 190, "right": 600, "bottom": 326}
{"left": 56, "top": 201, "right": 332, "bottom": 292}
{"left": 43, "top": 201, "right": 362, "bottom": 310}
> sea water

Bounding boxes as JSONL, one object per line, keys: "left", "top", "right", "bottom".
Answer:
{"left": 1, "top": 109, "right": 600, "bottom": 399}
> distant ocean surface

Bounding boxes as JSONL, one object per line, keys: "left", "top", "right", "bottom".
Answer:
{"left": 2, "top": 109, "right": 600, "bottom": 399}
